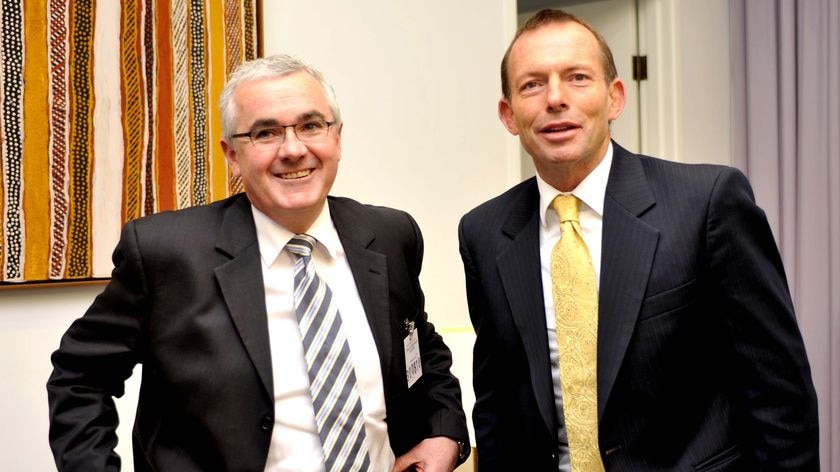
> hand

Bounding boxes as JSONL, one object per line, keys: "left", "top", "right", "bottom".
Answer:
{"left": 391, "top": 436, "right": 460, "bottom": 472}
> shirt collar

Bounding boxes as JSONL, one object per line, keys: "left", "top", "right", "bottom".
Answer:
{"left": 537, "top": 141, "right": 613, "bottom": 227}
{"left": 251, "top": 202, "right": 341, "bottom": 267}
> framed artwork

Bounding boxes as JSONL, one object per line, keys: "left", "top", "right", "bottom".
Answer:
{"left": 0, "top": 0, "right": 260, "bottom": 286}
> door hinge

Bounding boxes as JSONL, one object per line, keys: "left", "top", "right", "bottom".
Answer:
{"left": 632, "top": 55, "right": 648, "bottom": 81}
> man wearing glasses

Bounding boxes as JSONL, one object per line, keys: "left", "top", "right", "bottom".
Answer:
{"left": 48, "top": 54, "right": 469, "bottom": 472}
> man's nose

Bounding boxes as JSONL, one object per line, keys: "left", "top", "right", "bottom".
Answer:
{"left": 276, "top": 129, "right": 307, "bottom": 159}
{"left": 546, "top": 77, "right": 566, "bottom": 111}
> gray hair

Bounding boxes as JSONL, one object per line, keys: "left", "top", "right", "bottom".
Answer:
{"left": 219, "top": 54, "right": 341, "bottom": 140}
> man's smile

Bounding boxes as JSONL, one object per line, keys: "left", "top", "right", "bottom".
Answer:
{"left": 279, "top": 169, "right": 312, "bottom": 179}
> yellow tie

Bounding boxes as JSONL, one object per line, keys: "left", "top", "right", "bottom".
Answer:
{"left": 550, "top": 195, "right": 605, "bottom": 471}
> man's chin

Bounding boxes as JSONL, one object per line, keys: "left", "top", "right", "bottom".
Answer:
{"left": 274, "top": 194, "right": 327, "bottom": 214}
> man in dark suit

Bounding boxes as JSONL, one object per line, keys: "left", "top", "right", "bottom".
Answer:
{"left": 48, "top": 54, "right": 469, "bottom": 471}
{"left": 459, "top": 9, "right": 819, "bottom": 471}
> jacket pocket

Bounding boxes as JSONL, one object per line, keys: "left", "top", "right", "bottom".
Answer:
{"left": 639, "top": 278, "right": 697, "bottom": 321}
{"left": 693, "top": 443, "right": 743, "bottom": 471}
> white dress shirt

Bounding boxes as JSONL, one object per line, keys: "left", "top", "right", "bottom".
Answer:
{"left": 252, "top": 204, "right": 394, "bottom": 471}
{"left": 536, "top": 143, "right": 613, "bottom": 471}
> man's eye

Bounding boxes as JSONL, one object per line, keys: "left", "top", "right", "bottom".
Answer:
{"left": 298, "top": 121, "right": 326, "bottom": 134}
{"left": 522, "top": 81, "right": 540, "bottom": 90}
{"left": 572, "top": 73, "right": 588, "bottom": 82}
{"left": 252, "top": 128, "right": 281, "bottom": 141}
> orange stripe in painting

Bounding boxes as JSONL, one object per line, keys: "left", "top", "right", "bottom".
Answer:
{"left": 23, "top": 0, "right": 51, "bottom": 281}
{"left": 208, "top": 0, "right": 227, "bottom": 202}
{"left": 121, "top": 0, "right": 144, "bottom": 222}
{"left": 155, "top": 0, "right": 176, "bottom": 212}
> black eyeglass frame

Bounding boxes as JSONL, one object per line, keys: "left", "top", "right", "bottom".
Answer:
{"left": 230, "top": 119, "right": 337, "bottom": 146}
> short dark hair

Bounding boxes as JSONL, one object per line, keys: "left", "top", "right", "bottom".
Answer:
{"left": 500, "top": 9, "right": 618, "bottom": 100}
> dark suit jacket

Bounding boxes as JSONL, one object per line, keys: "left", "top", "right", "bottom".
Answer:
{"left": 458, "top": 143, "right": 819, "bottom": 471}
{"left": 48, "top": 194, "right": 468, "bottom": 471}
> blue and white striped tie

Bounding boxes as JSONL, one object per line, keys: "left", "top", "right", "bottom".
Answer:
{"left": 287, "top": 234, "right": 372, "bottom": 471}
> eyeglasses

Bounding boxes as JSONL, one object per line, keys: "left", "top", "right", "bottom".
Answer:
{"left": 231, "top": 119, "right": 336, "bottom": 147}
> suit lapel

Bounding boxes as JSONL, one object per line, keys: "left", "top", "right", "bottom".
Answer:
{"left": 328, "top": 198, "right": 395, "bottom": 399}
{"left": 597, "top": 144, "right": 659, "bottom": 418}
{"left": 497, "top": 180, "right": 557, "bottom": 436}
{"left": 214, "top": 195, "right": 274, "bottom": 400}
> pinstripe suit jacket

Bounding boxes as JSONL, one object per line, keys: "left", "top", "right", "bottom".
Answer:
{"left": 48, "top": 193, "right": 468, "bottom": 471}
{"left": 458, "top": 143, "right": 818, "bottom": 471}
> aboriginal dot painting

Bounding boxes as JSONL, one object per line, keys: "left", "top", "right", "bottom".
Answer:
{"left": 0, "top": 0, "right": 258, "bottom": 284}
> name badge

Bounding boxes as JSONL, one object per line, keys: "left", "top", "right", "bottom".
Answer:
{"left": 403, "top": 320, "right": 422, "bottom": 388}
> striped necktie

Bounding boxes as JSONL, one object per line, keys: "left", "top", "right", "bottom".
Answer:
{"left": 550, "top": 196, "right": 605, "bottom": 471}
{"left": 287, "top": 234, "right": 371, "bottom": 471}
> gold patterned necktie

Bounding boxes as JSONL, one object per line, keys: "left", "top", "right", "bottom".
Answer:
{"left": 550, "top": 195, "right": 605, "bottom": 471}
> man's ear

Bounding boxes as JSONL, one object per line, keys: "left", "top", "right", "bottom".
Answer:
{"left": 607, "top": 78, "right": 626, "bottom": 122}
{"left": 334, "top": 122, "right": 343, "bottom": 162}
{"left": 220, "top": 139, "right": 241, "bottom": 177}
{"left": 498, "top": 98, "right": 520, "bottom": 135}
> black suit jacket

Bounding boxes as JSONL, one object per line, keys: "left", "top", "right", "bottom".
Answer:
{"left": 48, "top": 194, "right": 468, "bottom": 471}
{"left": 458, "top": 143, "right": 819, "bottom": 471}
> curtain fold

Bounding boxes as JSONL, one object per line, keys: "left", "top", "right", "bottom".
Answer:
{"left": 730, "top": 0, "right": 839, "bottom": 469}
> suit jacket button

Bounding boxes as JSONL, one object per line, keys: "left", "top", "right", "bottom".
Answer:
{"left": 260, "top": 415, "right": 273, "bottom": 430}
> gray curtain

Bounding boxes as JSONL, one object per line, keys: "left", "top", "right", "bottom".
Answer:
{"left": 730, "top": 0, "right": 839, "bottom": 469}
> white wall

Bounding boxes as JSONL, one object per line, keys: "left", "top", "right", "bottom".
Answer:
{"left": 640, "top": 0, "right": 732, "bottom": 165}
{"left": 1, "top": 284, "right": 139, "bottom": 471}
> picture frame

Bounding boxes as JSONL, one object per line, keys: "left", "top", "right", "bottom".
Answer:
{"left": 0, "top": 0, "right": 261, "bottom": 287}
